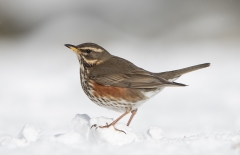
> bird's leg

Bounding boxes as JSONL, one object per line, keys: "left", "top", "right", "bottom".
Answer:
{"left": 99, "top": 110, "right": 130, "bottom": 134}
{"left": 127, "top": 109, "right": 138, "bottom": 126}
{"left": 100, "top": 111, "right": 130, "bottom": 127}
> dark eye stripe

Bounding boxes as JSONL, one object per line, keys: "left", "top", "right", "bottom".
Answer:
{"left": 86, "top": 49, "right": 91, "bottom": 53}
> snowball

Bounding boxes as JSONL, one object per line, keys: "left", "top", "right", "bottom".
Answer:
{"left": 0, "top": 125, "right": 42, "bottom": 148}
{"left": 72, "top": 114, "right": 90, "bottom": 138}
{"left": 147, "top": 127, "right": 163, "bottom": 140}
{"left": 89, "top": 122, "right": 137, "bottom": 146}
{"left": 0, "top": 136, "right": 12, "bottom": 146}
{"left": 71, "top": 115, "right": 138, "bottom": 146}
{"left": 18, "top": 124, "right": 42, "bottom": 142}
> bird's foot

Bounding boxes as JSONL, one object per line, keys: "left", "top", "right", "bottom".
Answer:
{"left": 90, "top": 124, "right": 98, "bottom": 130}
{"left": 91, "top": 123, "right": 126, "bottom": 134}
{"left": 99, "top": 123, "right": 126, "bottom": 134}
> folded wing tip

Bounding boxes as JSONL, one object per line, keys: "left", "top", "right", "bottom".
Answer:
{"left": 172, "top": 82, "right": 187, "bottom": 87}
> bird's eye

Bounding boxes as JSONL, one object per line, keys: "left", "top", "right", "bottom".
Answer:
{"left": 86, "top": 49, "right": 91, "bottom": 53}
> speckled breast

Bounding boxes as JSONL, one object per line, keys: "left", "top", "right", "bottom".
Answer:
{"left": 79, "top": 64, "right": 149, "bottom": 113}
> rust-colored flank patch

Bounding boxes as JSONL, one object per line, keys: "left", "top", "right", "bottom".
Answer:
{"left": 90, "top": 80, "right": 146, "bottom": 102}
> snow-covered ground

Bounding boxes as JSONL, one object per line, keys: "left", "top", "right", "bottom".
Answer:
{"left": 1, "top": 114, "right": 240, "bottom": 155}
{"left": 1, "top": 1, "right": 240, "bottom": 154}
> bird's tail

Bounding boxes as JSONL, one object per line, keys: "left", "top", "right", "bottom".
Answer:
{"left": 157, "top": 63, "right": 210, "bottom": 80}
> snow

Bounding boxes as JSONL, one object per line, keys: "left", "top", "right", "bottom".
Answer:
{"left": 1, "top": 114, "right": 240, "bottom": 155}
{"left": 0, "top": 125, "right": 42, "bottom": 148}
{"left": 77, "top": 114, "right": 138, "bottom": 145}
{"left": 148, "top": 127, "right": 163, "bottom": 140}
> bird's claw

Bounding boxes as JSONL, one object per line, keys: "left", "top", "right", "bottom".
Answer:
{"left": 99, "top": 124, "right": 126, "bottom": 134}
{"left": 90, "top": 123, "right": 126, "bottom": 134}
{"left": 90, "top": 124, "right": 98, "bottom": 130}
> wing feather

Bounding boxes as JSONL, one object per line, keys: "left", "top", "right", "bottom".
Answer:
{"left": 89, "top": 56, "right": 186, "bottom": 88}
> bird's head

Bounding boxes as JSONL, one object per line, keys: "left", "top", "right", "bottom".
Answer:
{"left": 65, "top": 43, "right": 111, "bottom": 67}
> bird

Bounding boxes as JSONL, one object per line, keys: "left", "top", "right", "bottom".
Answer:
{"left": 65, "top": 42, "right": 210, "bottom": 132}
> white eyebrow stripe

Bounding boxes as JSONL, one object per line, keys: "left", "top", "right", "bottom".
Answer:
{"left": 82, "top": 56, "right": 98, "bottom": 64}
{"left": 80, "top": 47, "right": 103, "bottom": 52}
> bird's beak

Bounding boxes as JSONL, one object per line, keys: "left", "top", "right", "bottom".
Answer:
{"left": 64, "top": 44, "right": 79, "bottom": 53}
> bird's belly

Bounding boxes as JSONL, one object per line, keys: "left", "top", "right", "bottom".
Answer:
{"left": 91, "top": 98, "right": 148, "bottom": 113}
{"left": 82, "top": 80, "right": 167, "bottom": 113}
{"left": 83, "top": 80, "right": 150, "bottom": 112}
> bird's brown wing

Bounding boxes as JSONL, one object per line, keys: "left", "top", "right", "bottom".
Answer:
{"left": 89, "top": 56, "right": 186, "bottom": 89}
